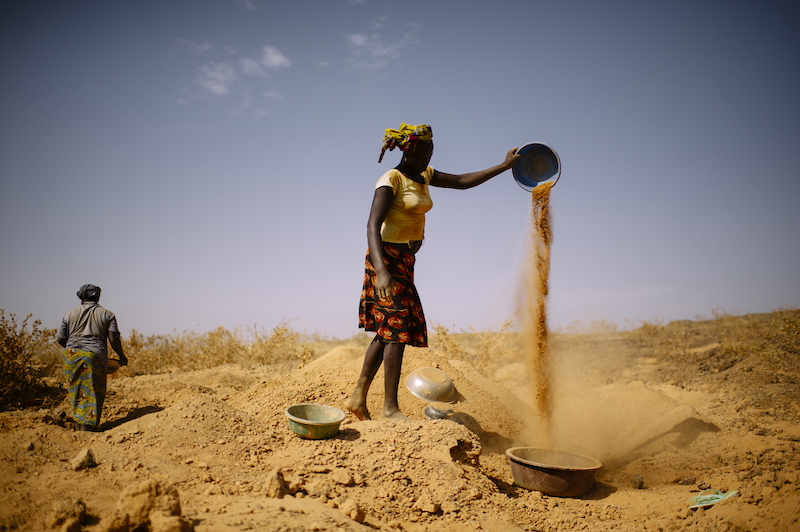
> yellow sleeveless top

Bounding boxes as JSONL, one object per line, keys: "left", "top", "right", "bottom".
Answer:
{"left": 375, "top": 167, "right": 434, "bottom": 245}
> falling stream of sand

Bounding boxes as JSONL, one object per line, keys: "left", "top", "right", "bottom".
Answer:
{"left": 522, "top": 180, "right": 554, "bottom": 445}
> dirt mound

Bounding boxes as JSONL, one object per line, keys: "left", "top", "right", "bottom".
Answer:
{"left": 234, "top": 345, "right": 531, "bottom": 448}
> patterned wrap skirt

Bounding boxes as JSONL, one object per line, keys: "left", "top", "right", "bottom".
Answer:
{"left": 63, "top": 347, "right": 107, "bottom": 426}
{"left": 359, "top": 243, "right": 428, "bottom": 347}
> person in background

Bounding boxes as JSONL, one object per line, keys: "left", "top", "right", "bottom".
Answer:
{"left": 57, "top": 284, "right": 127, "bottom": 431}
{"left": 345, "top": 123, "right": 519, "bottom": 421}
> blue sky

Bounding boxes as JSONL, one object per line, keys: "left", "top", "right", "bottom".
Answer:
{"left": 1, "top": 0, "right": 798, "bottom": 339}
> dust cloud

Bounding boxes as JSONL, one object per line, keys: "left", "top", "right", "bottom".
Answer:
{"left": 516, "top": 180, "right": 703, "bottom": 466}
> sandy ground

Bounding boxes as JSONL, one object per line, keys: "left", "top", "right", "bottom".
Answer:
{"left": 1, "top": 333, "right": 799, "bottom": 532}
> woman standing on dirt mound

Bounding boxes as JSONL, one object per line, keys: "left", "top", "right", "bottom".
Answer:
{"left": 345, "top": 123, "right": 519, "bottom": 421}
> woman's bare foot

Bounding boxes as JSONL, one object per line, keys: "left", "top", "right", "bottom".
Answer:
{"left": 379, "top": 408, "right": 409, "bottom": 421}
{"left": 344, "top": 395, "right": 371, "bottom": 421}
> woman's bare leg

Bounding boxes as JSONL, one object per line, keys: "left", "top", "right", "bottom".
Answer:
{"left": 345, "top": 336, "right": 385, "bottom": 420}
{"left": 380, "top": 342, "right": 408, "bottom": 421}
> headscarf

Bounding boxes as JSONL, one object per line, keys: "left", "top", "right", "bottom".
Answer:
{"left": 379, "top": 123, "right": 433, "bottom": 163}
{"left": 77, "top": 284, "right": 101, "bottom": 301}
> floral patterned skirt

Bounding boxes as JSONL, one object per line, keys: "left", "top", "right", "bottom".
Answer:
{"left": 358, "top": 243, "right": 427, "bottom": 347}
{"left": 63, "top": 347, "right": 107, "bottom": 427}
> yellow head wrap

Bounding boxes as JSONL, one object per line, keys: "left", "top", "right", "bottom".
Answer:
{"left": 379, "top": 123, "right": 433, "bottom": 163}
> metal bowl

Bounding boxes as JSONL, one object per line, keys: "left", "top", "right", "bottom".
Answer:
{"left": 286, "top": 404, "right": 346, "bottom": 440}
{"left": 422, "top": 402, "right": 455, "bottom": 419}
{"left": 512, "top": 142, "right": 561, "bottom": 192}
{"left": 505, "top": 447, "right": 602, "bottom": 497}
{"left": 405, "top": 367, "right": 456, "bottom": 403}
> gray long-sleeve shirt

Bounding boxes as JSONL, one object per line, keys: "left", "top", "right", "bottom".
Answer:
{"left": 57, "top": 301, "right": 119, "bottom": 366}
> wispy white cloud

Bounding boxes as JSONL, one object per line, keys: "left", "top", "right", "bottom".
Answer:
{"left": 239, "top": 45, "right": 290, "bottom": 77}
{"left": 368, "top": 14, "right": 390, "bottom": 31}
{"left": 260, "top": 45, "right": 291, "bottom": 69}
{"left": 180, "top": 42, "right": 291, "bottom": 115}
{"left": 196, "top": 62, "right": 237, "bottom": 96}
{"left": 347, "top": 34, "right": 368, "bottom": 47}
{"left": 239, "top": 57, "right": 265, "bottom": 76}
{"left": 345, "top": 18, "right": 420, "bottom": 69}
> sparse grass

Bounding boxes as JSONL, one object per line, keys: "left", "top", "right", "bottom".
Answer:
{"left": 759, "top": 306, "right": 800, "bottom": 374}
{"left": 629, "top": 317, "right": 690, "bottom": 358}
{"left": 555, "top": 319, "right": 619, "bottom": 335}
{"left": 120, "top": 320, "right": 364, "bottom": 376}
{"left": 1, "top": 308, "right": 373, "bottom": 412}
{"left": 626, "top": 307, "right": 800, "bottom": 377}
{"left": 3, "top": 306, "right": 798, "bottom": 411}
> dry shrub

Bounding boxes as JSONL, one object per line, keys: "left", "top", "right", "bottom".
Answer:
{"left": 0, "top": 309, "right": 62, "bottom": 410}
{"left": 296, "top": 345, "right": 314, "bottom": 369}
{"left": 430, "top": 322, "right": 465, "bottom": 360}
{"left": 467, "top": 320, "right": 515, "bottom": 376}
{"left": 430, "top": 321, "right": 515, "bottom": 380}
{"left": 630, "top": 317, "right": 665, "bottom": 348}
{"left": 249, "top": 321, "right": 301, "bottom": 365}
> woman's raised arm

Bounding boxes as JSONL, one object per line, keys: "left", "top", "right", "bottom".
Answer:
{"left": 429, "top": 148, "right": 520, "bottom": 190}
